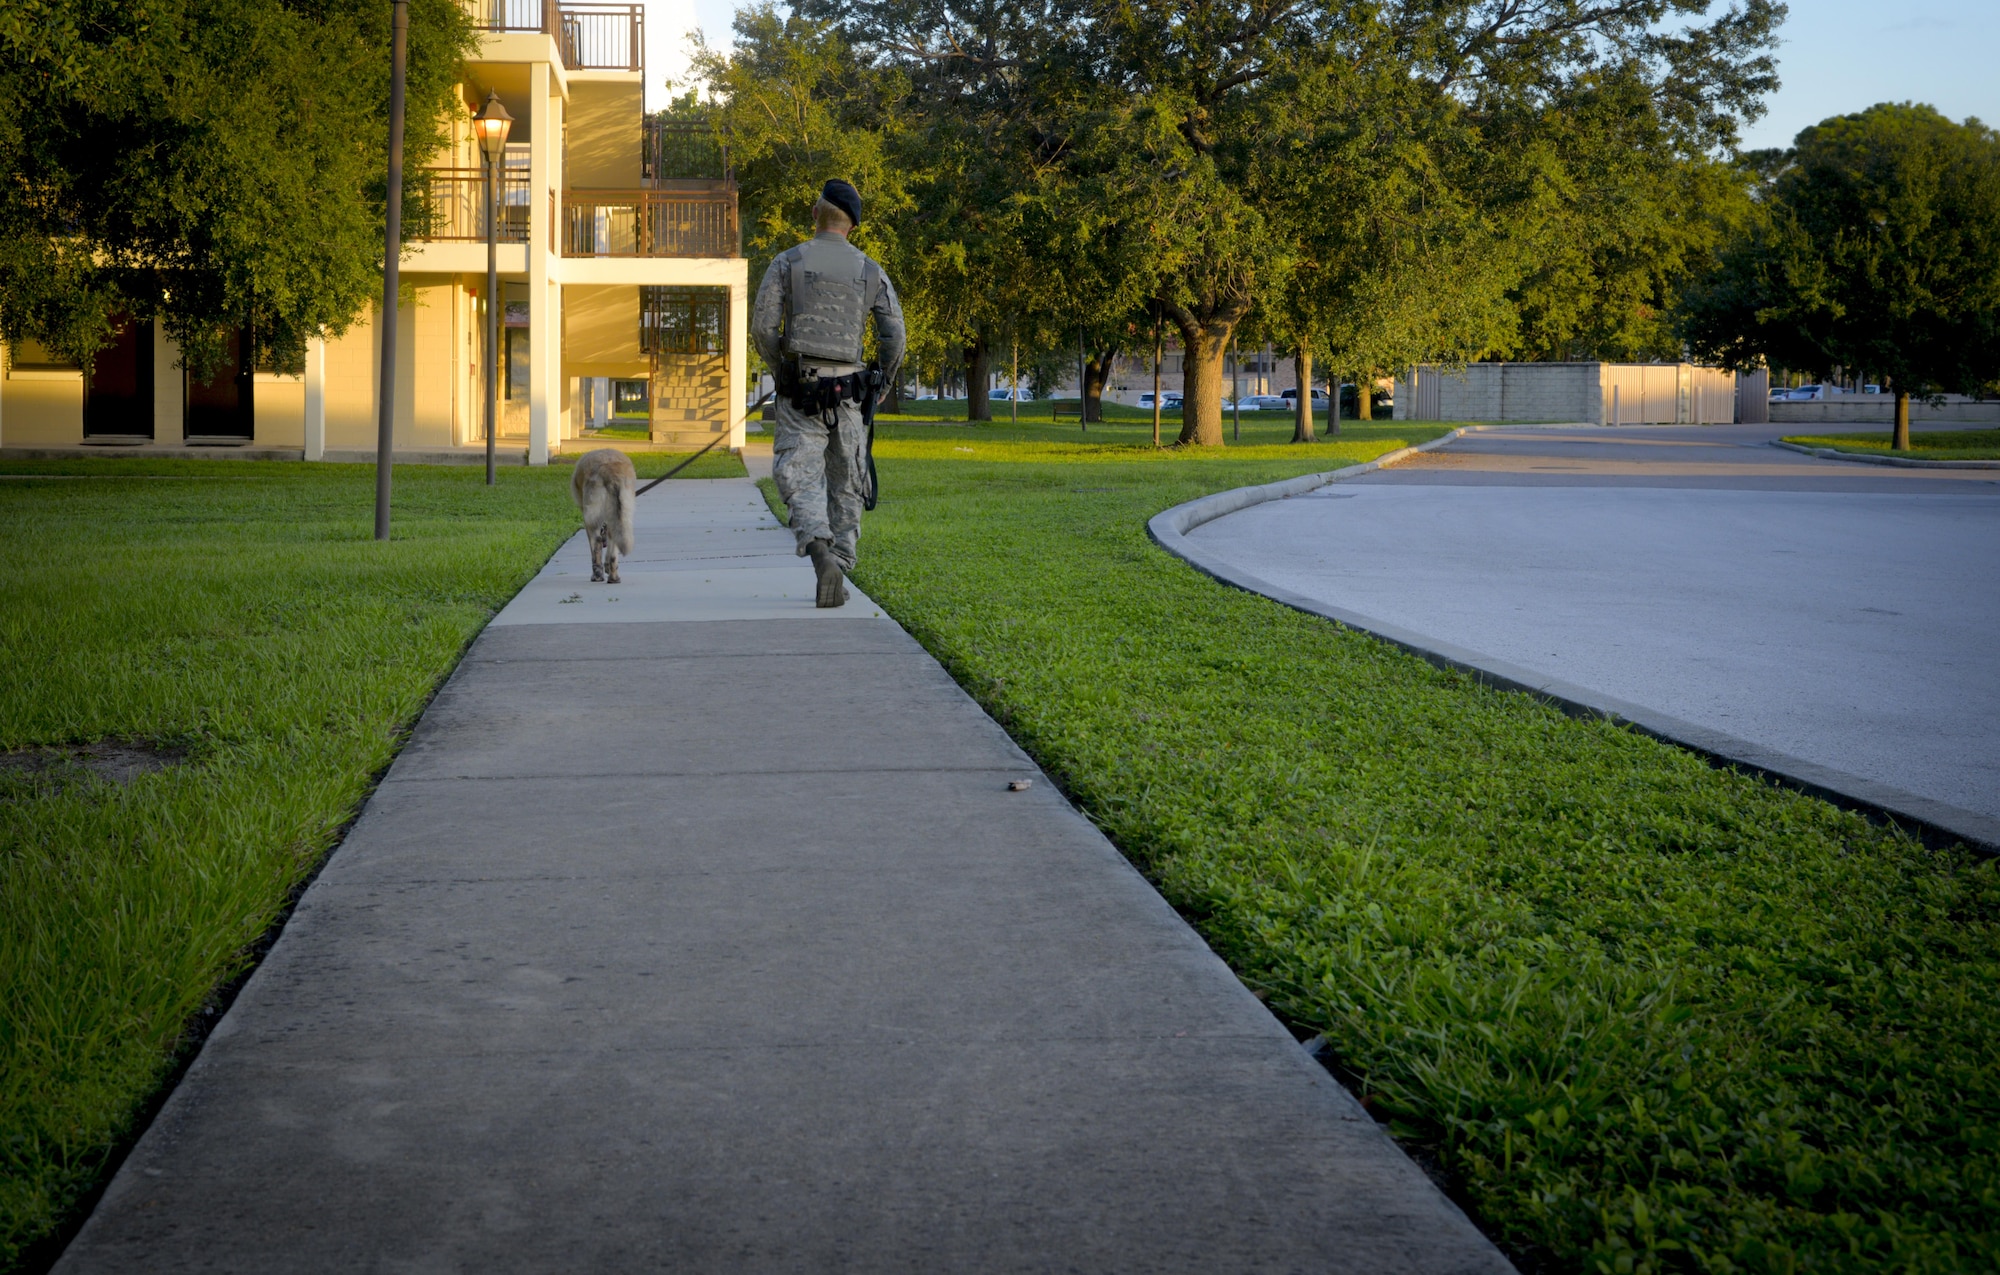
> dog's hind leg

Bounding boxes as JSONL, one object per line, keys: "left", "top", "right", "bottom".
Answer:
{"left": 603, "top": 534, "right": 621, "bottom": 584}
{"left": 589, "top": 526, "right": 607, "bottom": 582}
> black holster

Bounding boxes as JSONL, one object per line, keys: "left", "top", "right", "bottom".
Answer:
{"left": 790, "top": 366, "right": 868, "bottom": 416}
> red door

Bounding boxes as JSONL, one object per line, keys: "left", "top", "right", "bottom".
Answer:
{"left": 82, "top": 316, "right": 155, "bottom": 438}
{"left": 186, "top": 328, "right": 255, "bottom": 440}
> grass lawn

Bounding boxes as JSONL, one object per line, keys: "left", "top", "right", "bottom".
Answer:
{"left": 766, "top": 417, "right": 2000, "bottom": 1274}
{"left": 1783, "top": 429, "right": 2000, "bottom": 460}
{"left": 0, "top": 451, "right": 735, "bottom": 1269}
{"left": 877, "top": 396, "right": 1376, "bottom": 432}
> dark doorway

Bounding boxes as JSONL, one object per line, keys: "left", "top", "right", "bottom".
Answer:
{"left": 185, "top": 327, "right": 255, "bottom": 440}
{"left": 82, "top": 317, "right": 155, "bottom": 439}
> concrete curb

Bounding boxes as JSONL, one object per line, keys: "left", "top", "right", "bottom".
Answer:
{"left": 1771, "top": 439, "right": 2000, "bottom": 470}
{"left": 1146, "top": 443, "right": 2000, "bottom": 857}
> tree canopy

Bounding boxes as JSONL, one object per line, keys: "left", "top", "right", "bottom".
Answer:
{"left": 696, "top": 0, "right": 1785, "bottom": 443}
{"left": 0, "top": 0, "right": 474, "bottom": 374}
{"left": 1679, "top": 102, "right": 2000, "bottom": 446}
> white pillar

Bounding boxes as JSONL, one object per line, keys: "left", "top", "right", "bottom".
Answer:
{"left": 303, "top": 336, "right": 326, "bottom": 459}
{"left": 527, "top": 59, "right": 553, "bottom": 465}
{"left": 153, "top": 321, "right": 184, "bottom": 445}
{"left": 728, "top": 266, "right": 748, "bottom": 450}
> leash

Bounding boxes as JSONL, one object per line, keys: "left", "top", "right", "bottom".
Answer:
{"left": 633, "top": 393, "right": 773, "bottom": 497}
{"left": 860, "top": 366, "right": 881, "bottom": 511}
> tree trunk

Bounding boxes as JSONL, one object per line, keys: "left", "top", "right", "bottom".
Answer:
{"left": 1893, "top": 390, "right": 1911, "bottom": 451}
{"left": 1088, "top": 343, "right": 1120, "bottom": 423}
{"left": 1169, "top": 313, "right": 1236, "bottom": 446}
{"left": 1082, "top": 345, "right": 1119, "bottom": 423}
{"left": 1291, "top": 343, "right": 1315, "bottom": 443}
{"left": 1151, "top": 315, "right": 1163, "bottom": 447}
{"left": 965, "top": 336, "right": 992, "bottom": 422}
{"left": 1356, "top": 370, "right": 1373, "bottom": 422}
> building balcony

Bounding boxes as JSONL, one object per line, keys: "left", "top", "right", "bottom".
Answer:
{"left": 471, "top": 0, "right": 642, "bottom": 72}
{"left": 563, "top": 187, "right": 740, "bottom": 258}
{"left": 412, "top": 168, "right": 530, "bottom": 242}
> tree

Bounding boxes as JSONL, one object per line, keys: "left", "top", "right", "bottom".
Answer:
{"left": 1093, "top": 0, "right": 1783, "bottom": 445}
{"left": 702, "top": 0, "right": 1784, "bottom": 442}
{"left": 780, "top": 0, "right": 1093, "bottom": 421}
{"left": 1680, "top": 103, "right": 2000, "bottom": 449}
{"left": 1255, "top": 47, "right": 1521, "bottom": 442}
{"left": 0, "top": 0, "right": 473, "bottom": 373}
{"left": 1499, "top": 71, "right": 1758, "bottom": 362}
{"left": 690, "top": 9, "right": 908, "bottom": 313}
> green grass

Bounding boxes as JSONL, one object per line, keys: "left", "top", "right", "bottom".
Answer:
{"left": 877, "top": 396, "right": 1383, "bottom": 430}
{"left": 0, "top": 452, "right": 729, "bottom": 1269}
{"left": 626, "top": 449, "right": 747, "bottom": 479}
{"left": 767, "top": 420, "right": 2000, "bottom": 1274}
{"left": 1783, "top": 430, "right": 2000, "bottom": 460}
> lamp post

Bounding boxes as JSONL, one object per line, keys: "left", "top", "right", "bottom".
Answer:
{"left": 374, "top": 0, "right": 409, "bottom": 540}
{"left": 472, "top": 91, "right": 514, "bottom": 486}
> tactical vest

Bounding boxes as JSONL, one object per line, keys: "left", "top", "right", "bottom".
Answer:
{"left": 782, "top": 237, "right": 882, "bottom": 365}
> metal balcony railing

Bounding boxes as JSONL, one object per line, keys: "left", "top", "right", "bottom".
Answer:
{"left": 643, "top": 119, "right": 731, "bottom": 184}
{"left": 412, "top": 168, "right": 530, "bottom": 242}
{"left": 471, "top": 0, "right": 554, "bottom": 34}
{"left": 560, "top": 4, "right": 642, "bottom": 71}
{"left": 470, "top": 0, "right": 642, "bottom": 71}
{"left": 564, "top": 188, "right": 740, "bottom": 258}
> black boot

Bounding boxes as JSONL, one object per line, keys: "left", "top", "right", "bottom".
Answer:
{"left": 805, "top": 538, "right": 848, "bottom": 608}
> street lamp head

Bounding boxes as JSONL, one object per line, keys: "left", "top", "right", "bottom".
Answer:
{"left": 472, "top": 90, "right": 513, "bottom": 163}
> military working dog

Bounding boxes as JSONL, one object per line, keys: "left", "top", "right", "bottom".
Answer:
{"left": 570, "top": 448, "right": 637, "bottom": 583}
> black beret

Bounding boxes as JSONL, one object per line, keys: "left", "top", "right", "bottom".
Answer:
{"left": 820, "top": 178, "right": 862, "bottom": 228}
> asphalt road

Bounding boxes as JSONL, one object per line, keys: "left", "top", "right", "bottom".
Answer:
{"left": 1184, "top": 423, "right": 2000, "bottom": 827}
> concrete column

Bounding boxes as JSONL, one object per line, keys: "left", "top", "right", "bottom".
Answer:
{"left": 153, "top": 322, "right": 184, "bottom": 445}
{"left": 527, "top": 59, "right": 553, "bottom": 465}
{"left": 728, "top": 267, "right": 748, "bottom": 450}
{"left": 304, "top": 336, "right": 326, "bottom": 459}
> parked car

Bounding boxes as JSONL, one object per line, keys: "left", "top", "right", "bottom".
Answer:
{"left": 1780, "top": 384, "right": 1854, "bottom": 401}
{"left": 1338, "top": 382, "right": 1394, "bottom": 416}
{"left": 992, "top": 387, "right": 1034, "bottom": 402}
{"left": 911, "top": 392, "right": 939, "bottom": 401}
{"left": 1280, "top": 387, "right": 1331, "bottom": 403}
{"left": 1137, "top": 391, "right": 1184, "bottom": 410}
{"left": 1236, "top": 394, "right": 1292, "bottom": 411}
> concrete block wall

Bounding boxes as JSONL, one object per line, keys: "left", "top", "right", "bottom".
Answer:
{"left": 650, "top": 351, "right": 728, "bottom": 444}
{"left": 1771, "top": 398, "right": 2000, "bottom": 426}
{"left": 1397, "top": 362, "right": 1602, "bottom": 422}
{"left": 1398, "top": 362, "right": 1741, "bottom": 424}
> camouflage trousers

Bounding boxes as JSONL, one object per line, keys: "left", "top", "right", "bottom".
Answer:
{"left": 771, "top": 394, "right": 868, "bottom": 571}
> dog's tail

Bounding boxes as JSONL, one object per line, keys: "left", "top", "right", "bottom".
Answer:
{"left": 610, "top": 478, "right": 635, "bottom": 556}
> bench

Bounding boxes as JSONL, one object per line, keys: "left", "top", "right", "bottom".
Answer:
{"left": 1051, "top": 400, "right": 1083, "bottom": 422}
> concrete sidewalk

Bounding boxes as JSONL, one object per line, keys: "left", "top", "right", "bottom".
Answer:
{"left": 58, "top": 477, "right": 1509, "bottom": 1273}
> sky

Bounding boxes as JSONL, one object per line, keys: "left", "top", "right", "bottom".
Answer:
{"left": 642, "top": 0, "right": 2000, "bottom": 146}
{"left": 1737, "top": 0, "right": 1999, "bottom": 150}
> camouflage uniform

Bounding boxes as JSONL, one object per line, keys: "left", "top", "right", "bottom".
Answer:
{"left": 752, "top": 231, "right": 906, "bottom": 573}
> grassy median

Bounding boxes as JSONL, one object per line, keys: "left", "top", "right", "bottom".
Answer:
{"left": 1783, "top": 429, "right": 2000, "bottom": 461}
{"left": 0, "top": 450, "right": 737, "bottom": 1270}
{"left": 775, "top": 418, "right": 2000, "bottom": 1274}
